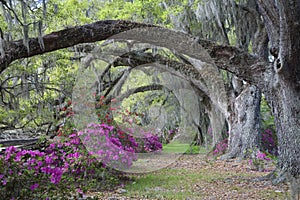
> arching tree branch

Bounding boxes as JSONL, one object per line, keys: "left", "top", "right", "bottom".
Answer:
{"left": 0, "top": 20, "right": 267, "bottom": 86}
{"left": 117, "top": 84, "right": 164, "bottom": 102}
{"left": 0, "top": 20, "right": 155, "bottom": 73}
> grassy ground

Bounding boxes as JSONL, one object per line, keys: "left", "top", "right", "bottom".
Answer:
{"left": 86, "top": 145, "right": 290, "bottom": 200}
{"left": 122, "top": 156, "right": 289, "bottom": 199}
{"left": 123, "top": 167, "right": 288, "bottom": 199}
{"left": 162, "top": 143, "right": 204, "bottom": 154}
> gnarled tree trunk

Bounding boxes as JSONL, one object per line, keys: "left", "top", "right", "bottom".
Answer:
{"left": 268, "top": 77, "right": 300, "bottom": 197}
{"left": 224, "top": 85, "right": 261, "bottom": 158}
{"left": 256, "top": 0, "right": 300, "bottom": 197}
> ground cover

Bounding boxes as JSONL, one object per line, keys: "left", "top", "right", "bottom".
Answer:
{"left": 88, "top": 153, "right": 290, "bottom": 200}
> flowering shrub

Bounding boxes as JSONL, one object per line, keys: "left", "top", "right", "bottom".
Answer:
{"left": 248, "top": 150, "right": 272, "bottom": 172}
{"left": 143, "top": 133, "right": 162, "bottom": 152}
{"left": 0, "top": 95, "right": 163, "bottom": 198}
{"left": 212, "top": 138, "right": 228, "bottom": 156}
{"left": 105, "top": 126, "right": 163, "bottom": 154}
{"left": 261, "top": 128, "right": 278, "bottom": 155}
{"left": 136, "top": 131, "right": 163, "bottom": 153}
{"left": 79, "top": 123, "right": 137, "bottom": 170}
{"left": 0, "top": 125, "right": 126, "bottom": 199}
{"left": 94, "top": 96, "right": 162, "bottom": 154}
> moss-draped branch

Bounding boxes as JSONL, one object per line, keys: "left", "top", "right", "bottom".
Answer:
{"left": 0, "top": 20, "right": 266, "bottom": 85}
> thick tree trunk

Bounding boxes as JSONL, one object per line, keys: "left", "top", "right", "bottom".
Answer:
{"left": 256, "top": 0, "right": 300, "bottom": 197}
{"left": 222, "top": 85, "right": 261, "bottom": 158}
{"left": 221, "top": 3, "right": 267, "bottom": 159}
{"left": 266, "top": 79, "right": 300, "bottom": 197}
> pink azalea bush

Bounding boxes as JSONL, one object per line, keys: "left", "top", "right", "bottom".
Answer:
{"left": 0, "top": 121, "right": 163, "bottom": 199}
{"left": 248, "top": 150, "right": 272, "bottom": 172}
{"left": 212, "top": 138, "right": 228, "bottom": 156}
{"left": 0, "top": 128, "right": 104, "bottom": 199}
{"left": 79, "top": 123, "right": 138, "bottom": 170}
{"left": 0, "top": 124, "right": 134, "bottom": 199}
{"left": 0, "top": 96, "right": 163, "bottom": 198}
{"left": 94, "top": 96, "right": 162, "bottom": 153}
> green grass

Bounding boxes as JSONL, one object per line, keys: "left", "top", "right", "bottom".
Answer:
{"left": 120, "top": 144, "right": 289, "bottom": 199}
{"left": 123, "top": 167, "right": 288, "bottom": 199}
{"left": 125, "top": 168, "right": 204, "bottom": 199}
{"left": 162, "top": 142, "right": 207, "bottom": 154}
{"left": 124, "top": 168, "right": 250, "bottom": 199}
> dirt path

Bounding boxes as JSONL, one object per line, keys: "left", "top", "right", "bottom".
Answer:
{"left": 87, "top": 154, "right": 290, "bottom": 200}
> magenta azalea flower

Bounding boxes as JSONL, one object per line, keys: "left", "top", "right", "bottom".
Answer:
{"left": 30, "top": 183, "right": 39, "bottom": 191}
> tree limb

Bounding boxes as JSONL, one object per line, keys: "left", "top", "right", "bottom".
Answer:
{"left": 0, "top": 20, "right": 155, "bottom": 73}
{"left": 0, "top": 20, "right": 267, "bottom": 85}
{"left": 117, "top": 84, "right": 164, "bottom": 102}
{"left": 256, "top": 0, "right": 280, "bottom": 47}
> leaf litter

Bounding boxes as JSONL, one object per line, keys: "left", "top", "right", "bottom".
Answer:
{"left": 86, "top": 154, "right": 290, "bottom": 200}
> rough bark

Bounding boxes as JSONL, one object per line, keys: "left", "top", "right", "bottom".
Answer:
{"left": 269, "top": 78, "right": 300, "bottom": 194}
{"left": 223, "top": 85, "right": 261, "bottom": 158}
{"left": 223, "top": 5, "right": 268, "bottom": 159}
{"left": 256, "top": 0, "right": 300, "bottom": 196}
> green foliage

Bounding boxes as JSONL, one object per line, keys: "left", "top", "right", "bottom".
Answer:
{"left": 46, "top": 0, "right": 95, "bottom": 30}
{"left": 0, "top": 29, "right": 78, "bottom": 129}
{"left": 0, "top": 0, "right": 183, "bottom": 133}
{"left": 96, "top": 0, "right": 168, "bottom": 24}
{"left": 261, "top": 95, "right": 275, "bottom": 130}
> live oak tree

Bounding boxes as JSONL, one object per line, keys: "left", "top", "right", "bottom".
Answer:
{"left": 0, "top": 0, "right": 299, "bottom": 197}
{"left": 162, "top": 0, "right": 263, "bottom": 159}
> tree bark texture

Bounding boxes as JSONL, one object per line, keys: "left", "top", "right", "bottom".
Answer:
{"left": 223, "top": 85, "right": 261, "bottom": 158}
{"left": 256, "top": 0, "right": 300, "bottom": 196}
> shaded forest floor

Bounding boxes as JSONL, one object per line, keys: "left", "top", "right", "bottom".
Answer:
{"left": 86, "top": 154, "right": 290, "bottom": 200}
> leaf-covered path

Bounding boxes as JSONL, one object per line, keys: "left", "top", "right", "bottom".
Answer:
{"left": 88, "top": 154, "right": 289, "bottom": 199}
